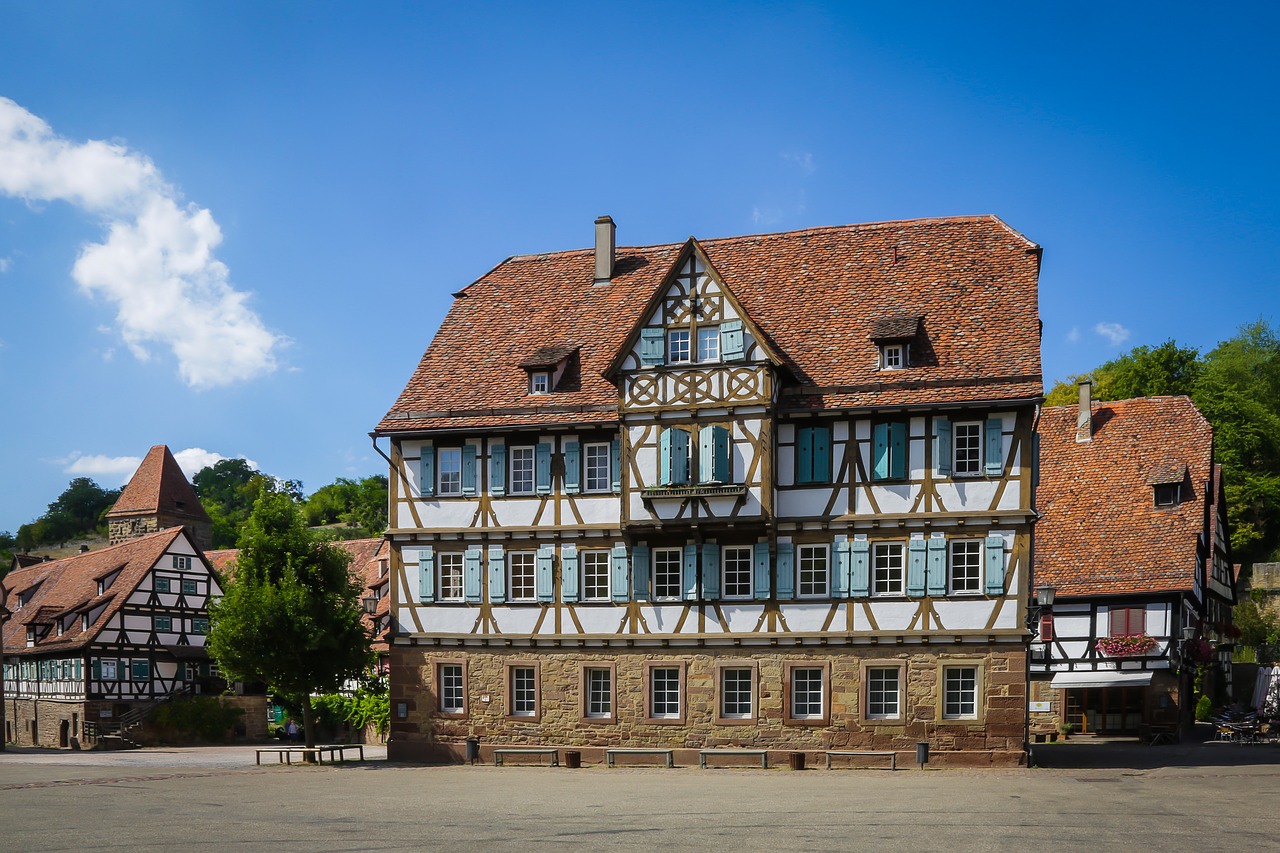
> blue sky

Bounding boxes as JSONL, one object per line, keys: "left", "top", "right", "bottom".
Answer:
{"left": 1, "top": 2, "right": 1277, "bottom": 532}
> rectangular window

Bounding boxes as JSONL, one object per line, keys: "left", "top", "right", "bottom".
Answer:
{"left": 509, "top": 446, "right": 535, "bottom": 495}
{"left": 100, "top": 659, "right": 118, "bottom": 681}
{"left": 529, "top": 371, "right": 549, "bottom": 394}
{"left": 943, "top": 667, "right": 978, "bottom": 719}
{"left": 697, "top": 326, "right": 720, "bottom": 362}
{"left": 192, "top": 619, "right": 209, "bottom": 634}
{"left": 653, "top": 548, "right": 682, "bottom": 600}
{"left": 873, "top": 543, "right": 905, "bottom": 595}
{"left": 953, "top": 422, "right": 982, "bottom": 476}
{"left": 867, "top": 667, "right": 901, "bottom": 719}
{"left": 510, "top": 666, "right": 537, "bottom": 717}
{"left": 722, "top": 546, "right": 753, "bottom": 599}
{"left": 581, "top": 551, "right": 611, "bottom": 602}
{"left": 1154, "top": 484, "right": 1180, "bottom": 506}
{"left": 798, "top": 544, "right": 830, "bottom": 598}
{"left": 438, "top": 448, "right": 462, "bottom": 496}
{"left": 667, "top": 329, "right": 691, "bottom": 364}
{"left": 880, "top": 343, "right": 906, "bottom": 370}
{"left": 949, "top": 540, "right": 982, "bottom": 594}
{"left": 720, "top": 668, "right": 754, "bottom": 719}
{"left": 1109, "top": 607, "right": 1146, "bottom": 636}
{"left": 508, "top": 552, "right": 536, "bottom": 602}
{"left": 584, "top": 443, "right": 611, "bottom": 492}
{"left": 585, "top": 667, "right": 613, "bottom": 719}
{"left": 439, "top": 553, "right": 464, "bottom": 601}
{"left": 172, "top": 555, "right": 191, "bottom": 570}
{"left": 790, "top": 668, "right": 824, "bottom": 720}
{"left": 154, "top": 616, "right": 172, "bottom": 632}
{"left": 154, "top": 577, "right": 171, "bottom": 593}
{"left": 181, "top": 579, "right": 198, "bottom": 596}
{"left": 649, "top": 667, "right": 682, "bottom": 719}
{"left": 439, "top": 663, "right": 465, "bottom": 714}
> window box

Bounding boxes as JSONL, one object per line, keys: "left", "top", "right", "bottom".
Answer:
{"left": 1095, "top": 634, "right": 1158, "bottom": 657}
{"left": 641, "top": 484, "right": 746, "bottom": 500}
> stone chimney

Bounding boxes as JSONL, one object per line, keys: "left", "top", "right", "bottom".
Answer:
{"left": 1076, "top": 380, "right": 1093, "bottom": 443}
{"left": 594, "top": 215, "right": 616, "bottom": 284}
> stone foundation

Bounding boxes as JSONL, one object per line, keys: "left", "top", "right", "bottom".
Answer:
{"left": 4, "top": 698, "right": 87, "bottom": 748}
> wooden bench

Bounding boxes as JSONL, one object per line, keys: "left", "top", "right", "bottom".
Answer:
{"left": 255, "top": 744, "right": 365, "bottom": 765}
{"left": 605, "top": 748, "right": 675, "bottom": 768}
{"left": 825, "top": 750, "right": 897, "bottom": 770}
{"left": 699, "top": 749, "right": 768, "bottom": 769}
{"left": 493, "top": 748, "right": 559, "bottom": 767}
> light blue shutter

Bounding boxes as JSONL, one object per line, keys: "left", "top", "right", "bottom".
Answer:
{"left": 490, "top": 444, "right": 507, "bottom": 496}
{"left": 889, "top": 423, "right": 907, "bottom": 480}
{"left": 683, "top": 544, "right": 699, "bottom": 601}
{"left": 701, "top": 543, "right": 720, "bottom": 599}
{"left": 536, "top": 545, "right": 555, "bottom": 602}
{"left": 640, "top": 328, "right": 665, "bottom": 365}
{"left": 850, "top": 540, "right": 870, "bottom": 597}
{"left": 535, "top": 443, "right": 552, "bottom": 494}
{"left": 611, "top": 438, "right": 622, "bottom": 492}
{"left": 935, "top": 418, "right": 952, "bottom": 477}
{"left": 797, "top": 427, "right": 814, "bottom": 484}
{"left": 420, "top": 447, "right": 435, "bottom": 497}
{"left": 927, "top": 538, "right": 947, "bottom": 596}
{"left": 833, "top": 540, "right": 852, "bottom": 598}
{"left": 812, "top": 427, "right": 831, "bottom": 484}
{"left": 561, "top": 545, "right": 579, "bottom": 603}
{"left": 418, "top": 547, "right": 436, "bottom": 603}
{"left": 631, "top": 545, "right": 650, "bottom": 601}
{"left": 611, "top": 546, "right": 630, "bottom": 603}
{"left": 672, "top": 429, "right": 689, "bottom": 484}
{"left": 907, "top": 539, "right": 927, "bottom": 597}
{"left": 464, "top": 548, "right": 483, "bottom": 602}
{"left": 721, "top": 320, "right": 745, "bottom": 362}
{"left": 487, "top": 546, "right": 506, "bottom": 603}
{"left": 872, "top": 424, "right": 890, "bottom": 480}
{"left": 564, "top": 442, "right": 581, "bottom": 494}
{"left": 985, "top": 418, "right": 1003, "bottom": 476}
{"left": 776, "top": 542, "right": 795, "bottom": 600}
{"left": 753, "top": 542, "right": 771, "bottom": 600}
{"left": 984, "top": 536, "right": 1006, "bottom": 595}
{"left": 659, "top": 428, "right": 673, "bottom": 486}
{"left": 461, "top": 445, "right": 478, "bottom": 496}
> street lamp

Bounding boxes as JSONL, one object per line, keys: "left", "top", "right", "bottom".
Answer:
{"left": 362, "top": 594, "right": 379, "bottom": 615}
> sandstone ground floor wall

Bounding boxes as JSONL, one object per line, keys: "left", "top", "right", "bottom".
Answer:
{"left": 4, "top": 698, "right": 86, "bottom": 748}
{"left": 388, "top": 643, "right": 1027, "bottom": 767}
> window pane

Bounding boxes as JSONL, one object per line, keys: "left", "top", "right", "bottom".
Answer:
{"left": 721, "top": 668, "right": 753, "bottom": 718}
{"left": 440, "top": 664, "right": 464, "bottom": 713}
{"left": 439, "top": 553, "right": 464, "bottom": 601}
{"left": 873, "top": 543, "right": 904, "bottom": 595}
{"left": 791, "top": 668, "right": 824, "bottom": 718}
{"left": 182, "top": 579, "right": 198, "bottom": 595}
{"left": 944, "top": 667, "right": 977, "bottom": 718}
{"left": 722, "top": 547, "right": 753, "bottom": 598}
{"left": 510, "top": 447, "right": 535, "bottom": 494}
{"left": 867, "top": 667, "right": 900, "bottom": 718}
{"left": 668, "top": 330, "right": 691, "bottom": 364}
{"left": 650, "top": 667, "right": 680, "bottom": 717}
{"left": 586, "top": 668, "right": 612, "bottom": 718}
{"left": 509, "top": 553, "right": 536, "bottom": 601}
{"left": 881, "top": 344, "right": 903, "bottom": 369}
{"left": 953, "top": 423, "right": 982, "bottom": 475}
{"left": 582, "top": 551, "right": 611, "bottom": 601}
{"left": 950, "top": 541, "right": 982, "bottom": 594}
{"left": 697, "top": 327, "right": 720, "bottom": 362}
{"left": 585, "top": 443, "right": 611, "bottom": 492}
{"left": 653, "top": 549, "right": 682, "bottom": 600}
{"left": 438, "top": 448, "right": 462, "bottom": 495}
{"left": 511, "top": 667, "right": 536, "bottom": 716}
{"left": 799, "top": 545, "right": 829, "bottom": 597}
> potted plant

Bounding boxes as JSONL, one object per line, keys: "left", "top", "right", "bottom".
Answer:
{"left": 1095, "top": 634, "right": 1158, "bottom": 657}
{"left": 1058, "top": 722, "right": 1075, "bottom": 740}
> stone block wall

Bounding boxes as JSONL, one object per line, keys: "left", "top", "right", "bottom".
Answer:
{"left": 4, "top": 698, "right": 85, "bottom": 748}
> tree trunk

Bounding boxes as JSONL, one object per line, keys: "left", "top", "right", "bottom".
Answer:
{"left": 300, "top": 694, "right": 317, "bottom": 762}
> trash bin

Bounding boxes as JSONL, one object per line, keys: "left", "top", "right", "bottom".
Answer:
{"left": 915, "top": 742, "right": 929, "bottom": 768}
{"left": 465, "top": 737, "right": 481, "bottom": 765}
{"left": 565, "top": 750, "right": 582, "bottom": 769}
{"left": 788, "top": 751, "right": 805, "bottom": 771}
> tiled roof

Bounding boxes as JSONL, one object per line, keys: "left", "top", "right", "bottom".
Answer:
{"left": 869, "top": 314, "right": 922, "bottom": 340}
{"left": 518, "top": 345, "right": 578, "bottom": 369}
{"left": 106, "top": 445, "right": 211, "bottom": 524}
{"left": 2, "top": 528, "right": 184, "bottom": 656}
{"left": 1034, "top": 397, "right": 1214, "bottom": 597}
{"left": 204, "top": 548, "right": 239, "bottom": 579}
{"left": 377, "top": 216, "right": 1043, "bottom": 432}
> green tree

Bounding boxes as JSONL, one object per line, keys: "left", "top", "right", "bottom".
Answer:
{"left": 1045, "top": 339, "right": 1201, "bottom": 405}
{"left": 48, "top": 477, "right": 121, "bottom": 534}
{"left": 206, "top": 487, "right": 372, "bottom": 752}
{"left": 302, "top": 475, "right": 388, "bottom": 537}
{"left": 193, "top": 458, "right": 303, "bottom": 548}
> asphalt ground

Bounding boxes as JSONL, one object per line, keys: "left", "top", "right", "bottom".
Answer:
{"left": 1, "top": 738, "right": 1277, "bottom": 853}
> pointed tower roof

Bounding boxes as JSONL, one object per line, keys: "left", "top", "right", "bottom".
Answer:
{"left": 106, "top": 445, "right": 212, "bottom": 524}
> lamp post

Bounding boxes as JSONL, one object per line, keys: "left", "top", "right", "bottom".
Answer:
{"left": 1177, "top": 625, "right": 1196, "bottom": 741}
{"left": 1025, "top": 584, "right": 1057, "bottom": 761}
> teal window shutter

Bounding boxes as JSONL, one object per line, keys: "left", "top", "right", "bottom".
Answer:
{"left": 935, "top": 418, "right": 952, "bottom": 477}
{"left": 420, "top": 447, "right": 435, "bottom": 497}
{"left": 811, "top": 426, "right": 831, "bottom": 484}
{"left": 640, "top": 327, "right": 665, "bottom": 365}
{"left": 701, "top": 543, "right": 720, "bottom": 599}
{"left": 720, "top": 319, "right": 745, "bottom": 362}
{"left": 850, "top": 540, "right": 870, "bottom": 597}
{"left": 536, "top": 545, "right": 555, "bottom": 602}
{"left": 712, "top": 425, "right": 730, "bottom": 483}
{"left": 488, "top": 546, "right": 506, "bottom": 603}
{"left": 926, "top": 538, "right": 947, "bottom": 596}
{"left": 907, "top": 539, "right": 927, "bottom": 597}
{"left": 833, "top": 540, "right": 851, "bottom": 598}
{"left": 752, "top": 542, "right": 771, "bottom": 600}
{"left": 564, "top": 442, "right": 581, "bottom": 494}
{"left": 889, "top": 422, "right": 907, "bottom": 479}
{"left": 490, "top": 444, "right": 507, "bottom": 496}
{"left": 659, "top": 428, "right": 673, "bottom": 485}
{"left": 132, "top": 659, "right": 149, "bottom": 681}
{"left": 872, "top": 424, "right": 890, "bottom": 480}
{"left": 672, "top": 428, "right": 689, "bottom": 484}
{"left": 461, "top": 445, "right": 478, "bottom": 496}
{"left": 561, "top": 545, "right": 579, "bottom": 603}
{"left": 92, "top": 658, "right": 101, "bottom": 680}
{"left": 797, "top": 427, "right": 814, "bottom": 484}
{"left": 682, "top": 544, "right": 699, "bottom": 600}
{"left": 463, "top": 548, "right": 483, "bottom": 602}
{"left": 418, "top": 547, "right": 436, "bottom": 603}
{"left": 984, "top": 418, "right": 1003, "bottom": 476}
{"left": 984, "top": 536, "right": 1006, "bottom": 594}
{"left": 631, "top": 545, "right": 650, "bottom": 601}
{"left": 610, "top": 438, "right": 622, "bottom": 492}
{"left": 611, "top": 546, "right": 631, "bottom": 603}
{"left": 535, "top": 443, "right": 553, "bottom": 494}
{"left": 776, "top": 542, "right": 795, "bottom": 599}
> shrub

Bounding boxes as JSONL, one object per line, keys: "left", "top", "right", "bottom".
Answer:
{"left": 1195, "top": 694, "right": 1214, "bottom": 722}
{"left": 151, "top": 697, "right": 246, "bottom": 742}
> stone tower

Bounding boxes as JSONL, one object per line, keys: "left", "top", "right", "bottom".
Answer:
{"left": 105, "top": 445, "right": 213, "bottom": 552}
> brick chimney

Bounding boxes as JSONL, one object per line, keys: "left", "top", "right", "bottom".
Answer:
{"left": 594, "top": 215, "right": 616, "bottom": 284}
{"left": 1076, "top": 380, "right": 1093, "bottom": 443}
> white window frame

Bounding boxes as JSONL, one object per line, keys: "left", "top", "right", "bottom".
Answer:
{"left": 581, "top": 550, "right": 611, "bottom": 602}
{"left": 510, "top": 666, "right": 536, "bottom": 717}
{"left": 649, "top": 667, "right": 682, "bottom": 719}
{"left": 508, "top": 552, "right": 537, "bottom": 603}
{"left": 873, "top": 542, "right": 905, "bottom": 596}
{"left": 943, "top": 666, "right": 978, "bottom": 720}
{"left": 798, "top": 544, "right": 830, "bottom": 598}
{"left": 866, "top": 667, "right": 901, "bottom": 719}
{"left": 439, "top": 553, "right": 465, "bottom": 602}
{"left": 509, "top": 446, "right": 535, "bottom": 495}
{"left": 584, "top": 442, "right": 611, "bottom": 492}
{"left": 667, "top": 329, "right": 691, "bottom": 364}
{"left": 1154, "top": 483, "right": 1180, "bottom": 506}
{"left": 172, "top": 555, "right": 191, "bottom": 570}
{"left": 949, "top": 540, "right": 982, "bottom": 595}
{"left": 585, "top": 667, "right": 612, "bottom": 719}
{"left": 880, "top": 343, "right": 906, "bottom": 370}
{"left": 652, "top": 548, "right": 682, "bottom": 601}
{"left": 192, "top": 618, "right": 209, "bottom": 634}
{"left": 790, "top": 667, "right": 825, "bottom": 720}
{"left": 100, "top": 659, "right": 118, "bottom": 681}
{"left": 953, "top": 421, "right": 983, "bottom": 476}
{"left": 529, "top": 371, "right": 550, "bottom": 395}
{"left": 721, "top": 546, "right": 753, "bottom": 600}
{"left": 697, "top": 326, "right": 720, "bottom": 363}
{"left": 437, "top": 447, "right": 463, "bottom": 496}
{"left": 720, "top": 667, "right": 754, "bottom": 719}
{"left": 439, "top": 664, "right": 465, "bottom": 714}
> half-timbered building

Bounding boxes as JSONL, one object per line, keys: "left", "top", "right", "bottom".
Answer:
{"left": 1031, "top": 386, "right": 1235, "bottom": 737}
{"left": 377, "top": 215, "right": 1043, "bottom": 766}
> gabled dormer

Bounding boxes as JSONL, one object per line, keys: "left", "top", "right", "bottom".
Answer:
{"left": 518, "top": 345, "right": 579, "bottom": 395}
{"left": 869, "top": 314, "right": 924, "bottom": 371}
{"left": 1146, "top": 461, "right": 1187, "bottom": 508}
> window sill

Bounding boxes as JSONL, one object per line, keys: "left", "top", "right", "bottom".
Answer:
{"left": 641, "top": 484, "right": 747, "bottom": 499}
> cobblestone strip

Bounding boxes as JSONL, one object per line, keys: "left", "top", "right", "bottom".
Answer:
{"left": 0, "top": 768, "right": 270, "bottom": 790}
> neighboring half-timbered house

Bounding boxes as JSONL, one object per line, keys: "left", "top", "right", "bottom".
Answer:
{"left": 377, "top": 215, "right": 1043, "bottom": 766}
{"left": 1031, "top": 387, "right": 1235, "bottom": 737}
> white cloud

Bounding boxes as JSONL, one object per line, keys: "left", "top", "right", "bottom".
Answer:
{"left": 1066, "top": 327, "right": 1080, "bottom": 343}
{"left": 782, "top": 151, "right": 815, "bottom": 175}
{"left": 62, "top": 447, "right": 257, "bottom": 485}
{"left": 1094, "top": 322, "right": 1131, "bottom": 346}
{"left": 0, "top": 256, "right": 11, "bottom": 273}
{"left": 751, "top": 206, "right": 783, "bottom": 227}
{"left": 171, "top": 447, "right": 258, "bottom": 479}
{"left": 0, "top": 97, "right": 284, "bottom": 388}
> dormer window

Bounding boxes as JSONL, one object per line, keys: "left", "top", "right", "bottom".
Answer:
{"left": 870, "top": 315, "right": 922, "bottom": 372}
{"left": 880, "top": 343, "right": 907, "bottom": 370}
{"left": 529, "top": 371, "right": 550, "bottom": 394}
{"left": 1147, "top": 462, "right": 1186, "bottom": 508}
{"left": 519, "top": 344, "right": 577, "bottom": 395}
{"left": 1154, "top": 483, "right": 1180, "bottom": 507}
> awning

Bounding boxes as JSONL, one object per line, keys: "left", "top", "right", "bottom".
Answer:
{"left": 1049, "top": 671, "right": 1155, "bottom": 689}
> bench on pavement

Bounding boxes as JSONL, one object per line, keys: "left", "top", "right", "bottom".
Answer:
{"left": 255, "top": 744, "right": 365, "bottom": 765}
{"left": 824, "top": 750, "right": 896, "bottom": 770}
{"left": 605, "top": 748, "right": 675, "bottom": 768}
{"left": 493, "top": 748, "right": 560, "bottom": 767}
{"left": 699, "top": 749, "right": 768, "bottom": 769}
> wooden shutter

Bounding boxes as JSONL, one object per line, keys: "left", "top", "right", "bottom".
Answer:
{"left": 889, "top": 422, "right": 907, "bottom": 479}
{"left": 797, "top": 427, "right": 814, "bottom": 484}
{"left": 983, "top": 536, "right": 1005, "bottom": 595}
{"left": 1130, "top": 608, "right": 1146, "bottom": 635}
{"left": 659, "top": 428, "right": 673, "bottom": 486}
{"left": 872, "top": 423, "right": 890, "bottom": 480}
{"left": 682, "top": 544, "right": 699, "bottom": 601}
{"left": 926, "top": 538, "right": 947, "bottom": 596}
{"left": 720, "top": 319, "right": 745, "bottom": 362}
{"left": 92, "top": 658, "right": 101, "bottom": 680}
{"left": 907, "top": 539, "right": 927, "bottom": 597}
{"left": 811, "top": 426, "right": 831, "bottom": 484}
{"left": 420, "top": 446, "right": 435, "bottom": 497}
{"left": 631, "top": 545, "right": 650, "bottom": 600}
{"left": 700, "top": 425, "right": 730, "bottom": 484}
{"left": 672, "top": 429, "right": 689, "bottom": 484}
{"left": 776, "top": 542, "right": 796, "bottom": 600}
{"left": 461, "top": 445, "right": 478, "bottom": 496}
{"left": 560, "top": 545, "right": 579, "bottom": 603}
{"left": 753, "top": 542, "right": 771, "bottom": 600}
{"left": 418, "top": 547, "right": 436, "bottom": 603}
{"left": 833, "top": 540, "right": 852, "bottom": 598}
{"left": 535, "top": 443, "right": 552, "bottom": 494}
{"left": 1109, "top": 608, "right": 1125, "bottom": 637}
{"left": 490, "top": 443, "right": 507, "bottom": 496}
{"left": 564, "top": 441, "right": 581, "bottom": 494}
{"left": 701, "top": 543, "right": 721, "bottom": 599}
{"left": 984, "top": 418, "right": 1003, "bottom": 476}
{"left": 640, "top": 328, "right": 665, "bottom": 365}
{"left": 610, "top": 438, "right": 622, "bottom": 492}
{"left": 611, "top": 546, "right": 630, "bottom": 603}
{"left": 935, "top": 418, "right": 952, "bottom": 477}
{"left": 536, "top": 545, "right": 555, "bottom": 602}
{"left": 487, "top": 546, "right": 506, "bottom": 603}
{"left": 463, "top": 548, "right": 483, "bottom": 603}
{"left": 1040, "top": 613, "right": 1055, "bottom": 642}
{"left": 850, "top": 539, "right": 870, "bottom": 597}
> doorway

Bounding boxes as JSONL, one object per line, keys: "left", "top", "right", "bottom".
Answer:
{"left": 1065, "top": 686, "right": 1146, "bottom": 734}
{"left": 59, "top": 719, "right": 70, "bottom": 748}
